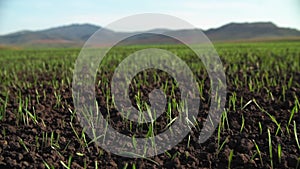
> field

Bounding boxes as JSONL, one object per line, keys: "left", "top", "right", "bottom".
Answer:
{"left": 0, "top": 41, "right": 300, "bottom": 169}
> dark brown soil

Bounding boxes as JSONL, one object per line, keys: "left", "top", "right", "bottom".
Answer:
{"left": 0, "top": 68, "right": 299, "bottom": 169}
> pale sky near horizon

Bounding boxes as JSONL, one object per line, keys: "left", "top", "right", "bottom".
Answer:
{"left": 0, "top": 0, "right": 299, "bottom": 35}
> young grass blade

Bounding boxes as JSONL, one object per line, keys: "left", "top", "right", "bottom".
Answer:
{"left": 240, "top": 114, "right": 245, "bottom": 133}
{"left": 278, "top": 144, "right": 282, "bottom": 164}
{"left": 294, "top": 121, "right": 300, "bottom": 151}
{"left": 228, "top": 149, "right": 234, "bottom": 169}
{"left": 268, "top": 129, "right": 273, "bottom": 169}
{"left": 19, "top": 138, "right": 29, "bottom": 152}
{"left": 258, "top": 122, "right": 262, "bottom": 135}
{"left": 252, "top": 140, "right": 263, "bottom": 166}
{"left": 288, "top": 103, "right": 298, "bottom": 127}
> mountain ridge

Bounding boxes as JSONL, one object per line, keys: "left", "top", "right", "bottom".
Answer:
{"left": 1, "top": 22, "right": 300, "bottom": 48}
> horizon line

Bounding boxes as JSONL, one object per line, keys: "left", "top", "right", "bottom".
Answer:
{"left": 1, "top": 20, "right": 300, "bottom": 36}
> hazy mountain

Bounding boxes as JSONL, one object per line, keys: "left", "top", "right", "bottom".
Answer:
{"left": 205, "top": 22, "right": 300, "bottom": 41}
{"left": 0, "top": 22, "right": 299, "bottom": 48}
{"left": 0, "top": 24, "right": 102, "bottom": 47}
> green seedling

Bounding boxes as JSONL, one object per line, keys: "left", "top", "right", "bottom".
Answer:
{"left": 282, "top": 85, "right": 287, "bottom": 102}
{"left": 76, "top": 152, "right": 84, "bottom": 157}
{"left": 95, "top": 161, "right": 99, "bottom": 169}
{"left": 42, "top": 132, "right": 48, "bottom": 148}
{"left": 70, "top": 122, "right": 81, "bottom": 143}
{"left": 221, "top": 110, "right": 230, "bottom": 131}
{"left": 228, "top": 149, "right": 234, "bottom": 169}
{"left": 185, "top": 151, "right": 190, "bottom": 160}
{"left": 258, "top": 122, "right": 262, "bottom": 135}
{"left": 43, "top": 160, "right": 55, "bottom": 169}
{"left": 198, "top": 80, "right": 205, "bottom": 100}
{"left": 54, "top": 91, "right": 62, "bottom": 108}
{"left": 0, "top": 91, "right": 9, "bottom": 121}
{"left": 50, "top": 131, "right": 60, "bottom": 149}
{"left": 240, "top": 114, "right": 245, "bottom": 133}
{"left": 187, "top": 134, "right": 191, "bottom": 148}
{"left": 294, "top": 121, "right": 300, "bottom": 151}
{"left": 217, "top": 136, "right": 229, "bottom": 157}
{"left": 35, "top": 89, "right": 40, "bottom": 104}
{"left": 123, "top": 163, "right": 128, "bottom": 169}
{"left": 24, "top": 108, "right": 38, "bottom": 125}
{"left": 35, "top": 135, "right": 40, "bottom": 150}
{"left": 84, "top": 158, "right": 87, "bottom": 169}
{"left": 240, "top": 96, "right": 243, "bottom": 109}
{"left": 248, "top": 78, "right": 254, "bottom": 92}
{"left": 278, "top": 144, "right": 282, "bottom": 164}
{"left": 165, "top": 151, "right": 180, "bottom": 160}
{"left": 229, "top": 92, "right": 237, "bottom": 111}
{"left": 17, "top": 96, "right": 23, "bottom": 126}
{"left": 217, "top": 121, "right": 222, "bottom": 149}
{"left": 296, "top": 157, "right": 300, "bottom": 169}
{"left": 250, "top": 152, "right": 257, "bottom": 162}
{"left": 60, "top": 155, "right": 72, "bottom": 169}
{"left": 63, "top": 141, "right": 71, "bottom": 152}
{"left": 268, "top": 129, "right": 273, "bottom": 169}
{"left": 275, "top": 123, "right": 281, "bottom": 136}
{"left": 19, "top": 138, "right": 29, "bottom": 152}
{"left": 81, "top": 129, "right": 89, "bottom": 150}
{"left": 288, "top": 99, "right": 299, "bottom": 127}
{"left": 132, "top": 135, "right": 137, "bottom": 149}
{"left": 252, "top": 140, "right": 263, "bottom": 166}
{"left": 244, "top": 99, "right": 282, "bottom": 134}
{"left": 264, "top": 87, "right": 274, "bottom": 101}
{"left": 287, "top": 76, "right": 293, "bottom": 89}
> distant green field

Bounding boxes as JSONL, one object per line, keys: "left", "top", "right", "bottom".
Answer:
{"left": 1, "top": 41, "right": 299, "bottom": 83}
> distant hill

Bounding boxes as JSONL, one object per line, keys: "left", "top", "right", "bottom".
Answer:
{"left": 205, "top": 22, "right": 300, "bottom": 41}
{"left": 0, "top": 22, "right": 300, "bottom": 48}
{"left": 0, "top": 24, "right": 102, "bottom": 48}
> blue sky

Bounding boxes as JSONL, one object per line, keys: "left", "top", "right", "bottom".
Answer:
{"left": 0, "top": 0, "right": 299, "bottom": 35}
